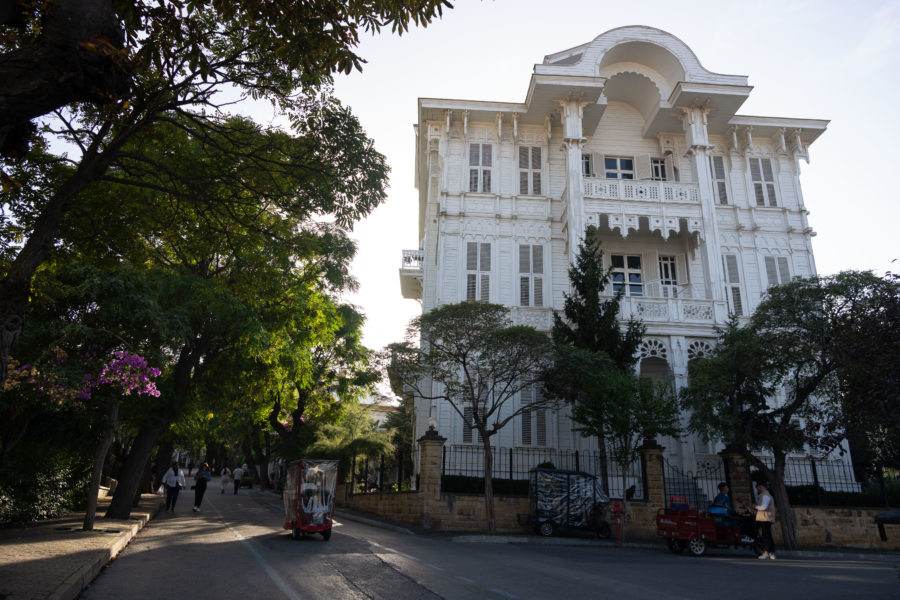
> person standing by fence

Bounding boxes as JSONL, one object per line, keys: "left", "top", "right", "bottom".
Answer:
{"left": 753, "top": 483, "right": 776, "bottom": 560}
{"left": 193, "top": 462, "right": 211, "bottom": 512}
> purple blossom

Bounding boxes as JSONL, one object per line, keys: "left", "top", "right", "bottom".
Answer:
{"left": 79, "top": 351, "right": 162, "bottom": 399}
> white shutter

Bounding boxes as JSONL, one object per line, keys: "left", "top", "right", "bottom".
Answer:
{"left": 463, "top": 406, "right": 473, "bottom": 443}
{"left": 765, "top": 256, "right": 778, "bottom": 287}
{"left": 635, "top": 154, "right": 653, "bottom": 180}
{"left": 467, "top": 242, "right": 477, "bottom": 270}
{"left": 777, "top": 257, "right": 790, "bottom": 284}
{"left": 521, "top": 385, "right": 534, "bottom": 446}
{"left": 592, "top": 153, "right": 604, "bottom": 177}
{"left": 664, "top": 154, "right": 676, "bottom": 182}
{"left": 533, "top": 246, "right": 543, "bottom": 306}
{"left": 519, "top": 171, "right": 529, "bottom": 195}
{"left": 724, "top": 255, "right": 740, "bottom": 284}
{"left": 518, "top": 146, "right": 529, "bottom": 169}
{"left": 469, "top": 144, "right": 480, "bottom": 166}
{"left": 535, "top": 385, "right": 547, "bottom": 446}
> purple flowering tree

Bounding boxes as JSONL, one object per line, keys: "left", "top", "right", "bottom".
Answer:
{"left": 81, "top": 352, "right": 161, "bottom": 531}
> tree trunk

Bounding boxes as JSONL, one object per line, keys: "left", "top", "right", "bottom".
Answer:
{"left": 83, "top": 401, "right": 118, "bottom": 530}
{"left": 153, "top": 436, "right": 174, "bottom": 490}
{"left": 772, "top": 454, "right": 800, "bottom": 549}
{"left": 598, "top": 434, "right": 610, "bottom": 497}
{"left": 481, "top": 437, "right": 495, "bottom": 534}
{"left": 105, "top": 419, "right": 169, "bottom": 519}
{"left": 0, "top": 0, "right": 130, "bottom": 157}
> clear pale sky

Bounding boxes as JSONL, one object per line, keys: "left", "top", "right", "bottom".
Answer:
{"left": 322, "top": 0, "right": 900, "bottom": 353}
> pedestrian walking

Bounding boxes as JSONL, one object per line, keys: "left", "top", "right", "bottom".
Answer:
{"left": 220, "top": 465, "right": 232, "bottom": 494}
{"left": 193, "top": 462, "right": 211, "bottom": 512}
{"left": 161, "top": 461, "right": 185, "bottom": 513}
{"left": 753, "top": 482, "right": 777, "bottom": 560}
{"left": 232, "top": 465, "right": 244, "bottom": 494}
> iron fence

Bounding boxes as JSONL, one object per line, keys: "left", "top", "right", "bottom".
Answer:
{"left": 755, "top": 457, "right": 898, "bottom": 507}
{"left": 349, "top": 450, "right": 414, "bottom": 494}
{"left": 663, "top": 457, "right": 725, "bottom": 509}
{"left": 440, "top": 445, "right": 645, "bottom": 500}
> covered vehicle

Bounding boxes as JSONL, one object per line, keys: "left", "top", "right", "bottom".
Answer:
{"left": 519, "top": 467, "right": 611, "bottom": 538}
{"left": 656, "top": 496, "right": 761, "bottom": 557}
{"left": 283, "top": 459, "right": 339, "bottom": 541}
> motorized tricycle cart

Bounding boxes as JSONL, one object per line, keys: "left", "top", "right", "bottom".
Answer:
{"left": 656, "top": 496, "right": 761, "bottom": 556}
{"left": 283, "top": 459, "right": 338, "bottom": 541}
{"left": 518, "top": 467, "right": 612, "bottom": 539}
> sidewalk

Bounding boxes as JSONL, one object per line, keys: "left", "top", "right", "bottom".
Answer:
{"left": 0, "top": 493, "right": 164, "bottom": 600}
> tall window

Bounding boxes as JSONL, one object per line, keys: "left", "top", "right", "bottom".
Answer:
{"left": 709, "top": 156, "right": 729, "bottom": 204}
{"left": 462, "top": 406, "right": 478, "bottom": 444}
{"left": 604, "top": 157, "right": 634, "bottom": 179}
{"left": 518, "top": 146, "right": 542, "bottom": 195}
{"left": 520, "top": 383, "right": 547, "bottom": 446}
{"left": 749, "top": 157, "right": 777, "bottom": 206}
{"left": 466, "top": 241, "right": 491, "bottom": 302}
{"left": 519, "top": 245, "right": 544, "bottom": 306}
{"left": 723, "top": 254, "right": 744, "bottom": 316}
{"left": 582, "top": 154, "right": 593, "bottom": 177}
{"left": 659, "top": 255, "right": 678, "bottom": 298}
{"left": 468, "top": 143, "right": 492, "bottom": 193}
{"left": 651, "top": 158, "right": 667, "bottom": 181}
{"left": 764, "top": 256, "right": 791, "bottom": 287}
{"left": 611, "top": 254, "right": 642, "bottom": 296}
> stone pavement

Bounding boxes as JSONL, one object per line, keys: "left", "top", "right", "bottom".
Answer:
{"left": 0, "top": 493, "right": 165, "bottom": 600}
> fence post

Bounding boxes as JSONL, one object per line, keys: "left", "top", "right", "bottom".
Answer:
{"left": 351, "top": 455, "right": 357, "bottom": 495}
{"left": 575, "top": 449, "right": 580, "bottom": 473}
{"left": 809, "top": 457, "right": 823, "bottom": 506}
{"left": 509, "top": 447, "right": 514, "bottom": 495}
{"left": 639, "top": 441, "right": 666, "bottom": 507}
{"left": 417, "top": 426, "right": 447, "bottom": 529}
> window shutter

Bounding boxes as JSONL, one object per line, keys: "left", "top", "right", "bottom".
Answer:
{"left": 592, "top": 153, "right": 603, "bottom": 177}
{"left": 519, "top": 146, "right": 529, "bottom": 169}
{"left": 777, "top": 257, "right": 790, "bottom": 283}
{"left": 519, "top": 245, "right": 530, "bottom": 273}
{"left": 463, "top": 406, "right": 473, "bottom": 443}
{"left": 765, "top": 256, "right": 778, "bottom": 287}
{"left": 724, "top": 255, "right": 740, "bottom": 284}
{"left": 480, "top": 274, "right": 490, "bottom": 302}
{"left": 480, "top": 243, "right": 491, "bottom": 271}
{"left": 469, "top": 169, "right": 478, "bottom": 193}
{"left": 532, "top": 172, "right": 541, "bottom": 195}
{"left": 532, "top": 246, "right": 543, "bottom": 274}
{"left": 521, "top": 385, "right": 534, "bottom": 445}
{"left": 466, "top": 274, "right": 476, "bottom": 301}
{"left": 536, "top": 408, "right": 546, "bottom": 446}
{"left": 482, "top": 169, "right": 491, "bottom": 193}
{"left": 520, "top": 277, "right": 530, "bottom": 306}
{"left": 761, "top": 159, "right": 775, "bottom": 182}
{"left": 711, "top": 156, "right": 727, "bottom": 180}
{"left": 519, "top": 171, "right": 529, "bottom": 195}
{"left": 635, "top": 154, "right": 653, "bottom": 180}
{"left": 469, "top": 144, "right": 480, "bottom": 166}
{"left": 730, "top": 287, "right": 744, "bottom": 316}
{"left": 482, "top": 144, "right": 492, "bottom": 167}
{"left": 532, "top": 147, "right": 541, "bottom": 169}
{"left": 749, "top": 158, "right": 762, "bottom": 181}
{"left": 664, "top": 154, "right": 676, "bottom": 182}
{"left": 467, "top": 242, "right": 477, "bottom": 270}
{"left": 533, "top": 276, "right": 543, "bottom": 306}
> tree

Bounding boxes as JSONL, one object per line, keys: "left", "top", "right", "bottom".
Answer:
{"left": 562, "top": 361, "right": 680, "bottom": 540}
{"left": 546, "top": 226, "right": 645, "bottom": 491}
{"left": 0, "top": 0, "right": 452, "bottom": 380}
{"left": 389, "top": 301, "right": 554, "bottom": 534}
{"left": 681, "top": 271, "right": 900, "bottom": 549}
{"left": 0, "top": 0, "right": 453, "bottom": 156}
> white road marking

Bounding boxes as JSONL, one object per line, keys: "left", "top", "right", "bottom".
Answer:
{"left": 424, "top": 563, "right": 445, "bottom": 571}
{"left": 455, "top": 575, "right": 476, "bottom": 583}
{"left": 489, "top": 589, "right": 519, "bottom": 599}
{"left": 207, "top": 498, "right": 303, "bottom": 600}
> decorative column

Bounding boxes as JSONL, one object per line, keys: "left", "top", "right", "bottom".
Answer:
{"left": 720, "top": 447, "right": 754, "bottom": 509}
{"left": 557, "top": 99, "right": 590, "bottom": 261}
{"left": 640, "top": 441, "right": 666, "bottom": 508}
{"left": 678, "top": 103, "right": 726, "bottom": 308}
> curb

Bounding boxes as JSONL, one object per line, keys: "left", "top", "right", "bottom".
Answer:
{"left": 333, "top": 508, "right": 415, "bottom": 536}
{"left": 48, "top": 497, "right": 165, "bottom": 600}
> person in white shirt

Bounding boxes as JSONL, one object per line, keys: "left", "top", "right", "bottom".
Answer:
{"left": 161, "top": 461, "right": 186, "bottom": 513}
{"left": 232, "top": 465, "right": 244, "bottom": 494}
{"left": 220, "top": 465, "right": 232, "bottom": 494}
{"left": 753, "top": 483, "right": 777, "bottom": 560}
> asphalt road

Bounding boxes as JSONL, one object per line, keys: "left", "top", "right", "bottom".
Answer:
{"left": 80, "top": 485, "right": 899, "bottom": 599}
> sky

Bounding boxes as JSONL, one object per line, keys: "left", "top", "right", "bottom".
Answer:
{"left": 311, "top": 0, "right": 900, "bottom": 355}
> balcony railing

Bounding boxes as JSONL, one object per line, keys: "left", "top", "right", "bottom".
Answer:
{"left": 399, "top": 249, "right": 424, "bottom": 300}
{"left": 584, "top": 178, "right": 700, "bottom": 204}
{"left": 617, "top": 296, "right": 718, "bottom": 323}
{"left": 401, "top": 249, "right": 424, "bottom": 270}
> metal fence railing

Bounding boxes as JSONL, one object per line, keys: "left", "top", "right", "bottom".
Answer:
{"left": 755, "top": 457, "right": 899, "bottom": 507}
{"left": 663, "top": 457, "right": 725, "bottom": 509}
{"left": 440, "top": 445, "right": 645, "bottom": 500}
{"left": 349, "top": 451, "right": 414, "bottom": 494}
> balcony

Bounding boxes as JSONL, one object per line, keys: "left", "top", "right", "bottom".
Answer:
{"left": 617, "top": 296, "right": 721, "bottom": 324}
{"left": 399, "top": 249, "right": 424, "bottom": 300}
{"left": 584, "top": 178, "right": 700, "bottom": 204}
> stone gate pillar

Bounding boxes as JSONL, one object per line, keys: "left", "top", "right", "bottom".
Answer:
{"left": 417, "top": 426, "right": 446, "bottom": 529}
{"left": 640, "top": 442, "right": 666, "bottom": 508}
{"left": 721, "top": 448, "right": 754, "bottom": 509}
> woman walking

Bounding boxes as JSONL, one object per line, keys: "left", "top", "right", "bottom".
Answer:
{"left": 193, "top": 462, "right": 211, "bottom": 512}
{"left": 161, "top": 461, "right": 185, "bottom": 514}
{"left": 753, "top": 482, "right": 777, "bottom": 560}
{"left": 220, "top": 464, "right": 232, "bottom": 494}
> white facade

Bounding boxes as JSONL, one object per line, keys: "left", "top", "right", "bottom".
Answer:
{"left": 399, "top": 26, "right": 828, "bottom": 472}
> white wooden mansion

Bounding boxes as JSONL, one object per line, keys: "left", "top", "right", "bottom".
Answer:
{"left": 399, "top": 26, "right": 837, "bottom": 485}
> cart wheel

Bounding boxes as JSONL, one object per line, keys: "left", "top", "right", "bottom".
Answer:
{"left": 596, "top": 521, "right": 612, "bottom": 540}
{"left": 538, "top": 521, "right": 554, "bottom": 537}
{"left": 666, "top": 539, "right": 685, "bottom": 554}
{"left": 291, "top": 527, "right": 301, "bottom": 540}
{"left": 687, "top": 535, "right": 706, "bottom": 557}
{"left": 321, "top": 528, "right": 332, "bottom": 541}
